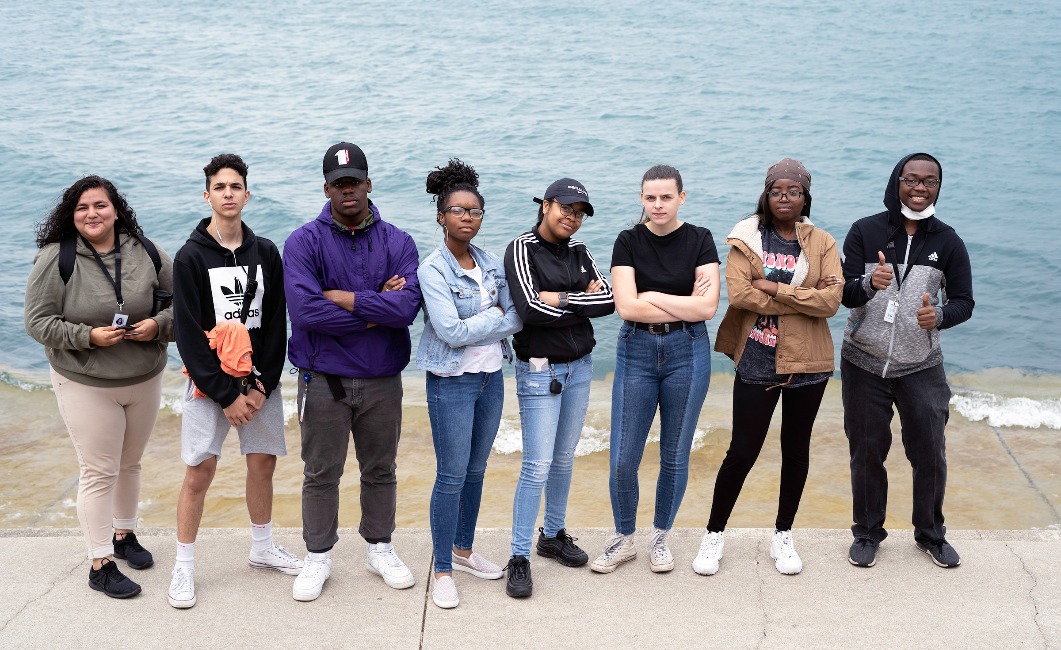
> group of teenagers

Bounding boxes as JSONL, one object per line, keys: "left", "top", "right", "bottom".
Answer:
{"left": 24, "top": 144, "right": 974, "bottom": 610}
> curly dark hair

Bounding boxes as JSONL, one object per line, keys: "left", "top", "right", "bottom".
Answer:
{"left": 35, "top": 175, "right": 143, "bottom": 249}
{"left": 425, "top": 158, "right": 484, "bottom": 216}
{"left": 204, "top": 153, "right": 248, "bottom": 189}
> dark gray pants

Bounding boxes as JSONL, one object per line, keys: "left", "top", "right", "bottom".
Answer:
{"left": 841, "top": 358, "right": 951, "bottom": 545}
{"left": 299, "top": 372, "right": 402, "bottom": 552}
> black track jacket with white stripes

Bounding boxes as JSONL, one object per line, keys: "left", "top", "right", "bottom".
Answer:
{"left": 504, "top": 226, "right": 615, "bottom": 363}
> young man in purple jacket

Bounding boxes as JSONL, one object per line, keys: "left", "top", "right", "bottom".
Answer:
{"left": 284, "top": 142, "right": 422, "bottom": 601}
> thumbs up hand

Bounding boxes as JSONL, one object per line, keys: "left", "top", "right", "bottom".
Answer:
{"left": 917, "top": 292, "right": 937, "bottom": 330}
{"left": 870, "top": 250, "right": 893, "bottom": 290}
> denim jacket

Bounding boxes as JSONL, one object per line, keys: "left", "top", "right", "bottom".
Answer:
{"left": 415, "top": 242, "right": 522, "bottom": 374}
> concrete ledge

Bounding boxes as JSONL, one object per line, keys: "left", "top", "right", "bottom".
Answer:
{"left": 0, "top": 528, "right": 1057, "bottom": 648}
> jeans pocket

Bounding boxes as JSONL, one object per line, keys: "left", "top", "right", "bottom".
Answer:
{"left": 515, "top": 363, "right": 551, "bottom": 397}
{"left": 618, "top": 321, "right": 634, "bottom": 340}
{"left": 685, "top": 322, "right": 707, "bottom": 340}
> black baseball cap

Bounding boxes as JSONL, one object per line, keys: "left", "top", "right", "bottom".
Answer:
{"left": 533, "top": 178, "right": 594, "bottom": 216}
{"left": 323, "top": 142, "right": 368, "bottom": 183}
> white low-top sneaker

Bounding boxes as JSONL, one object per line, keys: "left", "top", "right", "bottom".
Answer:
{"left": 451, "top": 551, "right": 504, "bottom": 580}
{"left": 590, "top": 533, "right": 637, "bottom": 574}
{"left": 647, "top": 528, "right": 674, "bottom": 573}
{"left": 292, "top": 552, "right": 332, "bottom": 602}
{"left": 432, "top": 575, "right": 459, "bottom": 609}
{"left": 692, "top": 530, "right": 724, "bottom": 576}
{"left": 770, "top": 530, "right": 803, "bottom": 575}
{"left": 249, "top": 544, "right": 305, "bottom": 575}
{"left": 167, "top": 566, "right": 196, "bottom": 609}
{"left": 367, "top": 542, "right": 415, "bottom": 589}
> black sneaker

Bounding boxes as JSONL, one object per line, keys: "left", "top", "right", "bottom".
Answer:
{"left": 536, "top": 527, "right": 589, "bottom": 567}
{"left": 916, "top": 539, "right": 961, "bottom": 568}
{"left": 848, "top": 537, "right": 879, "bottom": 567}
{"left": 504, "top": 555, "right": 532, "bottom": 598}
{"left": 113, "top": 531, "right": 154, "bottom": 569}
{"left": 89, "top": 559, "right": 142, "bottom": 599}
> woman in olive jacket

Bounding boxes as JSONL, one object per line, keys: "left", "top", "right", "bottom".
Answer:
{"left": 695, "top": 159, "right": 842, "bottom": 578}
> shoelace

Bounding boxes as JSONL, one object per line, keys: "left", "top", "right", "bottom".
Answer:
{"left": 649, "top": 531, "right": 669, "bottom": 559}
{"left": 775, "top": 534, "right": 796, "bottom": 559}
{"left": 602, "top": 534, "right": 627, "bottom": 559}
{"left": 272, "top": 544, "right": 298, "bottom": 561}
{"left": 699, "top": 534, "right": 722, "bottom": 555}
{"left": 303, "top": 559, "right": 328, "bottom": 578}
{"left": 503, "top": 559, "right": 528, "bottom": 579}
{"left": 118, "top": 533, "right": 146, "bottom": 552}
{"left": 374, "top": 546, "right": 404, "bottom": 568}
{"left": 171, "top": 568, "right": 193, "bottom": 594}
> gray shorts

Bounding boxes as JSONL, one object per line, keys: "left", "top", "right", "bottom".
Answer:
{"left": 180, "top": 378, "right": 287, "bottom": 466}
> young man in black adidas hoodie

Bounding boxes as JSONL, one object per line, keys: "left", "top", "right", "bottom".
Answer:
{"left": 840, "top": 153, "right": 974, "bottom": 570}
{"left": 168, "top": 154, "right": 301, "bottom": 609}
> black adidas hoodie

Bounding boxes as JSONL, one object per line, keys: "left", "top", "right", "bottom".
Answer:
{"left": 173, "top": 218, "right": 286, "bottom": 407}
{"left": 840, "top": 153, "right": 974, "bottom": 378}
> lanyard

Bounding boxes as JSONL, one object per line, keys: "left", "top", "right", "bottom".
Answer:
{"left": 887, "top": 230, "right": 926, "bottom": 292}
{"left": 81, "top": 231, "right": 123, "bottom": 310}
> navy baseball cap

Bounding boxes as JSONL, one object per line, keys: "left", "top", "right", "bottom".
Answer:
{"left": 323, "top": 142, "right": 368, "bottom": 183}
{"left": 533, "top": 178, "right": 594, "bottom": 216}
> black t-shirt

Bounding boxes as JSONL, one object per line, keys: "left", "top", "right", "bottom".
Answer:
{"left": 611, "top": 223, "right": 719, "bottom": 296}
{"left": 737, "top": 225, "right": 830, "bottom": 387}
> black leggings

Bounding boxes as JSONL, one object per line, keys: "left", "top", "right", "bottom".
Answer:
{"left": 707, "top": 373, "right": 828, "bottom": 532}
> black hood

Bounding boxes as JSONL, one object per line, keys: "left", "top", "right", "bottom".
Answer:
{"left": 188, "top": 217, "right": 257, "bottom": 256}
{"left": 883, "top": 152, "right": 943, "bottom": 216}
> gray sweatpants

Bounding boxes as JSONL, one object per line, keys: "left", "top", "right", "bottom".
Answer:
{"left": 298, "top": 371, "right": 403, "bottom": 551}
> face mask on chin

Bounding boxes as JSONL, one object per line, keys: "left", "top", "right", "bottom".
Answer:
{"left": 900, "top": 203, "right": 936, "bottom": 221}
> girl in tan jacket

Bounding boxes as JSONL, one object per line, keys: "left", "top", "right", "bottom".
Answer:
{"left": 692, "top": 159, "right": 842, "bottom": 577}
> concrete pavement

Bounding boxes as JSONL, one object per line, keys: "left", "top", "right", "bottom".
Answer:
{"left": 0, "top": 527, "right": 1058, "bottom": 649}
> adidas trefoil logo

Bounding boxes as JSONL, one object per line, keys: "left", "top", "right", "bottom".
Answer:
{"left": 928, "top": 252, "right": 938, "bottom": 262}
{"left": 220, "top": 278, "right": 246, "bottom": 307}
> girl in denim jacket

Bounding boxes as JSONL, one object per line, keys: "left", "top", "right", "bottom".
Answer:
{"left": 415, "top": 159, "right": 522, "bottom": 609}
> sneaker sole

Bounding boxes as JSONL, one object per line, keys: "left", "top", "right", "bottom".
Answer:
{"left": 249, "top": 559, "right": 303, "bottom": 576}
{"left": 916, "top": 543, "right": 960, "bottom": 568}
{"left": 848, "top": 555, "right": 876, "bottom": 568}
{"left": 366, "top": 562, "right": 416, "bottom": 589}
{"left": 452, "top": 563, "right": 503, "bottom": 580}
{"left": 293, "top": 585, "right": 324, "bottom": 602}
{"left": 433, "top": 595, "right": 459, "bottom": 609}
{"left": 167, "top": 594, "right": 195, "bottom": 608}
{"left": 535, "top": 547, "right": 589, "bottom": 568}
{"left": 113, "top": 552, "right": 154, "bottom": 570}
{"left": 649, "top": 560, "right": 674, "bottom": 573}
{"left": 770, "top": 549, "right": 802, "bottom": 575}
{"left": 89, "top": 581, "right": 142, "bottom": 599}
{"left": 506, "top": 583, "right": 533, "bottom": 598}
{"left": 589, "top": 552, "right": 637, "bottom": 574}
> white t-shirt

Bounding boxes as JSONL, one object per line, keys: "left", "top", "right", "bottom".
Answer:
{"left": 435, "top": 264, "right": 503, "bottom": 377}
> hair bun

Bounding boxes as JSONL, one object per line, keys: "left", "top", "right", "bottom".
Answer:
{"left": 426, "top": 158, "right": 479, "bottom": 198}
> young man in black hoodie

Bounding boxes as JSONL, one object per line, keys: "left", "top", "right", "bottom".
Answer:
{"left": 167, "top": 154, "right": 301, "bottom": 609}
{"left": 840, "top": 153, "right": 974, "bottom": 570}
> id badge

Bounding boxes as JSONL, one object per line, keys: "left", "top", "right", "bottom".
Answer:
{"left": 112, "top": 313, "right": 130, "bottom": 328}
{"left": 883, "top": 300, "right": 898, "bottom": 324}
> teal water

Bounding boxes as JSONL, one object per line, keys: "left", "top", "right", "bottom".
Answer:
{"left": 2, "top": 1, "right": 1059, "bottom": 426}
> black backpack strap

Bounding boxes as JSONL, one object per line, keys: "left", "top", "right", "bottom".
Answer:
{"left": 135, "top": 234, "right": 163, "bottom": 276}
{"left": 58, "top": 233, "right": 162, "bottom": 284}
{"left": 58, "top": 236, "right": 76, "bottom": 284}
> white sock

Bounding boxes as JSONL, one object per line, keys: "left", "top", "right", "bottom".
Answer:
{"left": 250, "top": 521, "right": 272, "bottom": 553}
{"left": 175, "top": 541, "right": 195, "bottom": 570}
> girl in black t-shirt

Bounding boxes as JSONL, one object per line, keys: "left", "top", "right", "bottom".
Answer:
{"left": 693, "top": 158, "right": 843, "bottom": 578}
{"left": 590, "top": 165, "right": 721, "bottom": 575}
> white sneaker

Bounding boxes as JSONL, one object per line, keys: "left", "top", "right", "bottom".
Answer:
{"left": 692, "top": 530, "right": 724, "bottom": 576}
{"left": 432, "top": 575, "right": 459, "bottom": 609}
{"left": 366, "top": 542, "right": 415, "bottom": 589}
{"left": 770, "top": 530, "right": 803, "bottom": 575}
{"left": 292, "top": 552, "right": 331, "bottom": 602}
{"left": 590, "top": 533, "right": 637, "bottom": 573}
{"left": 647, "top": 528, "right": 674, "bottom": 573}
{"left": 249, "top": 544, "right": 304, "bottom": 575}
{"left": 451, "top": 551, "right": 504, "bottom": 580}
{"left": 167, "top": 566, "right": 196, "bottom": 609}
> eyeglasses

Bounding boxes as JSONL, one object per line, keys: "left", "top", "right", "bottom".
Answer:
{"left": 550, "top": 200, "right": 589, "bottom": 221}
{"left": 768, "top": 189, "right": 804, "bottom": 200}
{"left": 898, "top": 176, "right": 941, "bottom": 189}
{"left": 443, "top": 206, "right": 485, "bottom": 220}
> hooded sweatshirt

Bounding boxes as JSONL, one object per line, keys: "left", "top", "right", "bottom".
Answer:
{"left": 283, "top": 201, "right": 422, "bottom": 378}
{"left": 173, "top": 218, "right": 286, "bottom": 407}
{"left": 840, "top": 153, "right": 974, "bottom": 378}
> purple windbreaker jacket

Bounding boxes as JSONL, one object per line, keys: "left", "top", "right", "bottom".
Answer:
{"left": 284, "top": 201, "right": 422, "bottom": 378}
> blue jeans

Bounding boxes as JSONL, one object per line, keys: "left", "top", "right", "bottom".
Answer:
{"left": 510, "top": 354, "right": 593, "bottom": 557}
{"left": 427, "top": 370, "right": 503, "bottom": 573}
{"left": 610, "top": 322, "right": 711, "bottom": 535}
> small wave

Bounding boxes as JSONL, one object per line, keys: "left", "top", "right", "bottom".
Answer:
{"left": 951, "top": 390, "right": 1061, "bottom": 429}
{"left": 0, "top": 371, "right": 50, "bottom": 392}
{"left": 492, "top": 419, "right": 709, "bottom": 457}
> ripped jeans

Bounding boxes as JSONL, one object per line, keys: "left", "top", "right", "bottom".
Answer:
{"left": 509, "top": 354, "right": 593, "bottom": 558}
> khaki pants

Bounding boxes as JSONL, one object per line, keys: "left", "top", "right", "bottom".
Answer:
{"left": 51, "top": 369, "right": 163, "bottom": 559}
